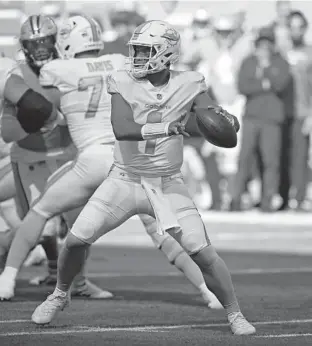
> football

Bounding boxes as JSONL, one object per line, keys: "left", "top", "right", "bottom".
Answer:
{"left": 195, "top": 108, "right": 238, "bottom": 148}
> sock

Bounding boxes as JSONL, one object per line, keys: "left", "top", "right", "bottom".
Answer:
{"left": 41, "top": 236, "right": 58, "bottom": 276}
{"left": 73, "top": 247, "right": 90, "bottom": 288}
{"left": 192, "top": 246, "right": 240, "bottom": 317}
{"left": 57, "top": 238, "right": 89, "bottom": 293}
{"left": 4, "top": 211, "right": 47, "bottom": 278}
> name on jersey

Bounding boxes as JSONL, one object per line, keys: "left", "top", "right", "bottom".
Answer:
{"left": 86, "top": 60, "right": 113, "bottom": 73}
{"left": 145, "top": 104, "right": 171, "bottom": 110}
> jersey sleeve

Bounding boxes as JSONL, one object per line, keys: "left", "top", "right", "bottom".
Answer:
{"left": 0, "top": 57, "right": 23, "bottom": 98}
{"left": 39, "top": 61, "right": 58, "bottom": 87}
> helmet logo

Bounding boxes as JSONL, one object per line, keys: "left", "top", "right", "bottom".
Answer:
{"left": 161, "top": 28, "right": 180, "bottom": 46}
{"left": 59, "top": 25, "right": 72, "bottom": 39}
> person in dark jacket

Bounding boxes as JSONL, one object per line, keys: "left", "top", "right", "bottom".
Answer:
{"left": 279, "top": 11, "right": 312, "bottom": 211}
{"left": 230, "top": 27, "right": 292, "bottom": 212}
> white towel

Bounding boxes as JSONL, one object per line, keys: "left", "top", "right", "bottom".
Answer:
{"left": 141, "top": 177, "right": 181, "bottom": 236}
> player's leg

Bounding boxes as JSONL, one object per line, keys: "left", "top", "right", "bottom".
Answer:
{"left": 60, "top": 206, "right": 111, "bottom": 299}
{"left": 139, "top": 214, "right": 222, "bottom": 309}
{"left": 0, "top": 155, "right": 16, "bottom": 202}
{"left": 0, "top": 159, "right": 83, "bottom": 298}
{"left": 164, "top": 175, "right": 255, "bottom": 335}
{"left": 32, "top": 173, "right": 149, "bottom": 324}
{"left": 12, "top": 160, "right": 60, "bottom": 284}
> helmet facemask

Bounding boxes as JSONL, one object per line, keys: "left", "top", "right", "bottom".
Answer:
{"left": 129, "top": 43, "right": 178, "bottom": 78}
{"left": 21, "top": 35, "right": 57, "bottom": 68}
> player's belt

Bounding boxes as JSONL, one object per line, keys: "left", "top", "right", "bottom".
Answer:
{"left": 109, "top": 165, "right": 182, "bottom": 184}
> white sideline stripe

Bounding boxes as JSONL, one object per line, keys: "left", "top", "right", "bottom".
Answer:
{"left": 86, "top": 267, "right": 312, "bottom": 278}
{"left": 0, "top": 319, "right": 29, "bottom": 324}
{"left": 1, "top": 318, "right": 312, "bottom": 337}
{"left": 115, "top": 211, "right": 312, "bottom": 227}
{"left": 256, "top": 333, "right": 312, "bottom": 338}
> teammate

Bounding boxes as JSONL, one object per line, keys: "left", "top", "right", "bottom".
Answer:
{"left": 0, "top": 15, "right": 221, "bottom": 308}
{"left": 0, "top": 15, "right": 112, "bottom": 299}
{"left": 31, "top": 21, "right": 255, "bottom": 335}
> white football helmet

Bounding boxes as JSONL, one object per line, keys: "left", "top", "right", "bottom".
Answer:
{"left": 128, "top": 20, "right": 181, "bottom": 78}
{"left": 57, "top": 15, "right": 104, "bottom": 59}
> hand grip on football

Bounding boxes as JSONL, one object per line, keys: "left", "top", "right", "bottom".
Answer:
{"left": 195, "top": 106, "right": 239, "bottom": 148}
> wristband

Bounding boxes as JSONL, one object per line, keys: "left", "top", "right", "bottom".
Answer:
{"left": 141, "top": 122, "right": 170, "bottom": 140}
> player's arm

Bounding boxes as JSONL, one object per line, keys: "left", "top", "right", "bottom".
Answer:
{"left": 111, "top": 93, "right": 144, "bottom": 140}
{"left": 111, "top": 94, "right": 187, "bottom": 141}
{"left": 1, "top": 102, "right": 28, "bottom": 142}
{"left": 4, "top": 74, "right": 56, "bottom": 133}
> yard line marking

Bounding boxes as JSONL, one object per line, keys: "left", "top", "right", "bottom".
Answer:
{"left": 255, "top": 333, "right": 312, "bottom": 338}
{"left": 1, "top": 318, "right": 312, "bottom": 336}
{"left": 0, "top": 319, "right": 29, "bottom": 324}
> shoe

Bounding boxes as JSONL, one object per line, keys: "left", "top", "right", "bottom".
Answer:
{"left": 229, "top": 312, "right": 256, "bottom": 335}
{"left": 29, "top": 273, "right": 57, "bottom": 286}
{"left": 0, "top": 275, "right": 15, "bottom": 300}
{"left": 23, "top": 245, "right": 46, "bottom": 267}
{"left": 202, "top": 291, "right": 223, "bottom": 310}
{"left": 71, "top": 279, "right": 113, "bottom": 299}
{"left": 31, "top": 289, "right": 69, "bottom": 325}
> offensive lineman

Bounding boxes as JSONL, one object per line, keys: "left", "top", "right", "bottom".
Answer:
{"left": 0, "top": 15, "right": 112, "bottom": 299}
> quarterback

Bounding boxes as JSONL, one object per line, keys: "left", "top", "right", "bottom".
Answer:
{"left": 32, "top": 21, "right": 255, "bottom": 335}
{"left": 0, "top": 15, "right": 112, "bottom": 300}
{"left": 0, "top": 15, "right": 221, "bottom": 308}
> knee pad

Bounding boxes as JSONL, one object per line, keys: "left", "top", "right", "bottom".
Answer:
{"left": 191, "top": 245, "right": 219, "bottom": 267}
{"left": 160, "top": 235, "right": 184, "bottom": 264}
{"left": 177, "top": 214, "right": 210, "bottom": 255}
{"left": 66, "top": 231, "right": 90, "bottom": 248}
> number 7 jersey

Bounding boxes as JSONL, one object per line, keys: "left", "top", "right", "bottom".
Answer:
{"left": 39, "top": 54, "right": 126, "bottom": 151}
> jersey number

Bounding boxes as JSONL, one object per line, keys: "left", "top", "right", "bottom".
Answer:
{"left": 144, "top": 112, "right": 162, "bottom": 155}
{"left": 78, "top": 76, "right": 103, "bottom": 118}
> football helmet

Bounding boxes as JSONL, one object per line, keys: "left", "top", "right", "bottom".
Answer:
{"left": 20, "top": 15, "right": 58, "bottom": 68}
{"left": 57, "top": 15, "right": 104, "bottom": 59}
{"left": 128, "top": 20, "right": 181, "bottom": 78}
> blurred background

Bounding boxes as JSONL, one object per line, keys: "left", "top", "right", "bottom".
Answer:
{"left": 2, "top": 0, "right": 312, "bottom": 213}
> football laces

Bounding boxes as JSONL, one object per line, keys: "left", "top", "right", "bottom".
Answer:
{"left": 207, "top": 106, "right": 235, "bottom": 126}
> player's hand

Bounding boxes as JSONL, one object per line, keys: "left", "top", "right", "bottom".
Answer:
{"left": 168, "top": 112, "right": 190, "bottom": 137}
{"left": 207, "top": 106, "right": 240, "bottom": 133}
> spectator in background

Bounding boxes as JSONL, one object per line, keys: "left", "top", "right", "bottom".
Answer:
{"left": 272, "top": 0, "right": 293, "bottom": 53}
{"left": 230, "top": 27, "right": 291, "bottom": 212}
{"left": 197, "top": 14, "right": 253, "bottom": 210}
{"left": 180, "top": 8, "right": 212, "bottom": 70}
{"left": 279, "top": 11, "right": 312, "bottom": 211}
{"left": 101, "top": 9, "right": 145, "bottom": 56}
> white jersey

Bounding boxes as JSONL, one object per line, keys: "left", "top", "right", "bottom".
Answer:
{"left": 39, "top": 54, "right": 126, "bottom": 151}
{"left": 107, "top": 70, "right": 207, "bottom": 177}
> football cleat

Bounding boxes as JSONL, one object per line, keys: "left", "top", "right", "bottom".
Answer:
{"left": 71, "top": 279, "right": 114, "bottom": 299}
{"left": 0, "top": 275, "right": 15, "bottom": 300}
{"left": 32, "top": 289, "right": 69, "bottom": 325}
{"left": 229, "top": 312, "right": 256, "bottom": 335}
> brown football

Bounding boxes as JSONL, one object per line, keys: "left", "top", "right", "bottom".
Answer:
{"left": 195, "top": 109, "right": 237, "bottom": 148}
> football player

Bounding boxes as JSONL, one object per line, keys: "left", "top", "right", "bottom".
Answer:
{"left": 31, "top": 21, "right": 255, "bottom": 335}
{"left": 0, "top": 15, "right": 112, "bottom": 299}
{"left": 0, "top": 15, "right": 221, "bottom": 308}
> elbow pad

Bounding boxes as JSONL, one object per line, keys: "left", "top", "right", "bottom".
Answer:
{"left": 16, "top": 89, "right": 53, "bottom": 133}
